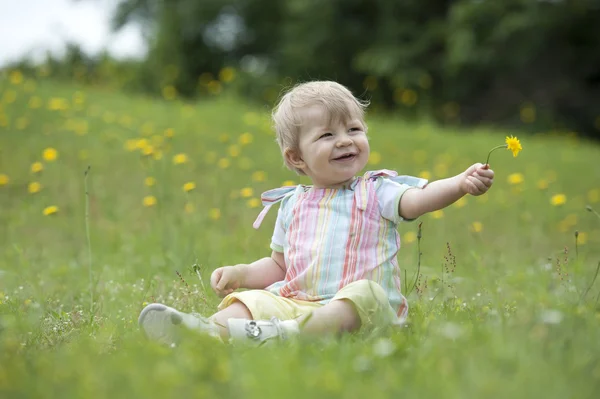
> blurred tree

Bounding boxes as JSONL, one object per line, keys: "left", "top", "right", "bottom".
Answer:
{"left": 105, "top": 0, "right": 600, "bottom": 137}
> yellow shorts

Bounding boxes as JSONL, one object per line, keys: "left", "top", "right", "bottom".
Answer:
{"left": 217, "top": 279, "right": 398, "bottom": 332}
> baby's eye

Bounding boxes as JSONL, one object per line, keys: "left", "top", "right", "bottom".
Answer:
{"left": 319, "top": 133, "right": 333, "bottom": 139}
{"left": 349, "top": 127, "right": 362, "bottom": 133}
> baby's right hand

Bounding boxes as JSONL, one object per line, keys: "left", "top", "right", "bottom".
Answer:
{"left": 210, "top": 265, "right": 245, "bottom": 297}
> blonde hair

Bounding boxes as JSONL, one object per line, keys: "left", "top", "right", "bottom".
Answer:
{"left": 272, "top": 81, "right": 368, "bottom": 174}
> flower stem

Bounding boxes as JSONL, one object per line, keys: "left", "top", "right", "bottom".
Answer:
{"left": 485, "top": 144, "right": 508, "bottom": 166}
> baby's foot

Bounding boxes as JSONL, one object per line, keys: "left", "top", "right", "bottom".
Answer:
{"left": 138, "top": 303, "right": 221, "bottom": 346}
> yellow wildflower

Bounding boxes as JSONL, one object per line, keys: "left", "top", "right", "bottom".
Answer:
{"left": 454, "top": 197, "right": 467, "bottom": 208}
{"left": 576, "top": 232, "right": 588, "bottom": 245}
{"left": 143, "top": 195, "right": 157, "bottom": 207}
{"left": 368, "top": 151, "right": 382, "bottom": 165}
{"left": 550, "top": 194, "right": 566, "bottom": 206}
{"left": 240, "top": 187, "right": 254, "bottom": 198}
{"left": 431, "top": 210, "right": 444, "bottom": 219}
{"left": 418, "top": 170, "right": 431, "bottom": 180}
{"left": 282, "top": 180, "right": 296, "bottom": 186}
{"left": 403, "top": 231, "right": 416, "bottom": 243}
{"left": 470, "top": 221, "right": 483, "bottom": 233}
{"left": 505, "top": 136, "right": 522, "bottom": 157}
{"left": 43, "top": 205, "right": 59, "bottom": 216}
{"left": 239, "top": 132, "right": 254, "bottom": 145}
{"left": 219, "top": 67, "right": 236, "bottom": 83}
{"left": 162, "top": 85, "right": 177, "bottom": 100}
{"left": 252, "top": 171, "right": 267, "bottom": 182}
{"left": 507, "top": 173, "right": 524, "bottom": 185}
{"left": 9, "top": 70, "right": 23, "bottom": 85}
{"left": 247, "top": 198, "right": 261, "bottom": 208}
{"left": 0, "top": 174, "right": 9, "bottom": 186}
{"left": 588, "top": 189, "right": 599, "bottom": 203}
{"left": 228, "top": 145, "right": 241, "bottom": 157}
{"left": 42, "top": 147, "right": 58, "bottom": 161}
{"left": 144, "top": 177, "right": 156, "bottom": 187}
{"left": 183, "top": 182, "right": 196, "bottom": 192}
{"left": 141, "top": 145, "right": 155, "bottom": 156}
{"left": 173, "top": 153, "right": 188, "bottom": 165}
{"left": 209, "top": 208, "right": 221, "bottom": 220}
{"left": 164, "top": 128, "right": 175, "bottom": 138}
{"left": 217, "top": 158, "right": 230, "bottom": 169}
{"left": 28, "top": 182, "right": 42, "bottom": 194}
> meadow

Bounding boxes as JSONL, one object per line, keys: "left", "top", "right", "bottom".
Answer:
{"left": 1, "top": 70, "right": 599, "bottom": 398}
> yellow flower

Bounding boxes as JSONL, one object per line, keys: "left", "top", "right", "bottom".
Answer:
{"left": 0, "top": 174, "right": 9, "bottom": 186}
{"left": 143, "top": 195, "right": 157, "bottom": 207}
{"left": 173, "top": 153, "right": 188, "bottom": 165}
{"left": 141, "top": 145, "right": 155, "bottom": 156}
{"left": 162, "top": 85, "right": 177, "bottom": 100}
{"left": 183, "top": 182, "right": 196, "bottom": 192}
{"left": 43, "top": 205, "right": 59, "bottom": 216}
{"left": 240, "top": 187, "right": 254, "bottom": 198}
{"left": 368, "top": 151, "right": 382, "bottom": 165}
{"left": 418, "top": 170, "right": 431, "bottom": 180}
{"left": 507, "top": 173, "right": 524, "bottom": 185}
{"left": 505, "top": 136, "right": 522, "bottom": 157}
{"left": 454, "top": 197, "right": 467, "bottom": 208}
{"left": 431, "top": 210, "right": 444, "bottom": 219}
{"left": 209, "top": 208, "right": 221, "bottom": 220}
{"left": 247, "top": 198, "right": 261, "bottom": 208}
{"left": 164, "top": 128, "right": 175, "bottom": 138}
{"left": 588, "top": 189, "right": 599, "bottom": 203}
{"left": 219, "top": 66, "right": 236, "bottom": 83}
{"left": 470, "top": 221, "right": 483, "bottom": 233}
{"left": 239, "top": 132, "right": 253, "bottom": 145}
{"left": 550, "top": 194, "right": 566, "bottom": 206}
{"left": 576, "top": 232, "right": 588, "bottom": 245}
{"left": 252, "top": 171, "right": 267, "bottom": 182}
{"left": 9, "top": 70, "right": 23, "bottom": 85}
{"left": 42, "top": 147, "right": 58, "bottom": 161}
{"left": 403, "top": 231, "right": 417, "bottom": 243}
{"left": 144, "top": 177, "right": 156, "bottom": 187}
{"left": 228, "top": 145, "right": 241, "bottom": 157}
{"left": 282, "top": 180, "right": 296, "bottom": 186}
{"left": 28, "top": 182, "right": 42, "bottom": 194}
{"left": 217, "top": 158, "right": 230, "bottom": 169}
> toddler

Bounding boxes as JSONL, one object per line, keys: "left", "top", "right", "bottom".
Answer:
{"left": 138, "top": 81, "right": 494, "bottom": 345}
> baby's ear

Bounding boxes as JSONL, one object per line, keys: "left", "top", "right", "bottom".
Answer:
{"left": 284, "top": 148, "right": 305, "bottom": 170}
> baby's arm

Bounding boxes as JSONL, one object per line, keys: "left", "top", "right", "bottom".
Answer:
{"left": 210, "top": 251, "right": 286, "bottom": 297}
{"left": 399, "top": 163, "right": 494, "bottom": 220}
{"left": 239, "top": 251, "right": 286, "bottom": 289}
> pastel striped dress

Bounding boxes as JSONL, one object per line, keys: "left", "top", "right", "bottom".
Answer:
{"left": 253, "top": 170, "right": 428, "bottom": 319}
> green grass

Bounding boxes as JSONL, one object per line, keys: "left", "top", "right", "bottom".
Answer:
{"left": 1, "top": 74, "right": 600, "bottom": 398}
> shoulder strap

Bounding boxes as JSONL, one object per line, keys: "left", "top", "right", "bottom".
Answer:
{"left": 354, "top": 170, "right": 398, "bottom": 210}
{"left": 252, "top": 186, "right": 297, "bottom": 229}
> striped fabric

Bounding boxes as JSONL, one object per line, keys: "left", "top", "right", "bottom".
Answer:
{"left": 253, "top": 170, "right": 427, "bottom": 320}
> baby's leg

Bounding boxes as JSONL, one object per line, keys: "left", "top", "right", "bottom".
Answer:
{"left": 297, "top": 279, "right": 396, "bottom": 336}
{"left": 210, "top": 300, "right": 252, "bottom": 340}
{"left": 297, "top": 299, "right": 361, "bottom": 335}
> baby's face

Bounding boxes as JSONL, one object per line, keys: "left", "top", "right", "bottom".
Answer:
{"left": 293, "top": 105, "right": 369, "bottom": 188}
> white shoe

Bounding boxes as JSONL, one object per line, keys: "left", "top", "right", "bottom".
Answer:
{"left": 227, "top": 317, "right": 299, "bottom": 345}
{"left": 138, "top": 303, "right": 221, "bottom": 345}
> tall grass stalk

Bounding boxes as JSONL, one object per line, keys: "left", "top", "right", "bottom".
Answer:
{"left": 84, "top": 166, "right": 94, "bottom": 317}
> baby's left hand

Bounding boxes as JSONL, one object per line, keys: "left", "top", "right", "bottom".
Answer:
{"left": 460, "top": 163, "right": 494, "bottom": 196}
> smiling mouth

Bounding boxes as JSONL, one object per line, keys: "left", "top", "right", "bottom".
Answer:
{"left": 332, "top": 153, "right": 357, "bottom": 161}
